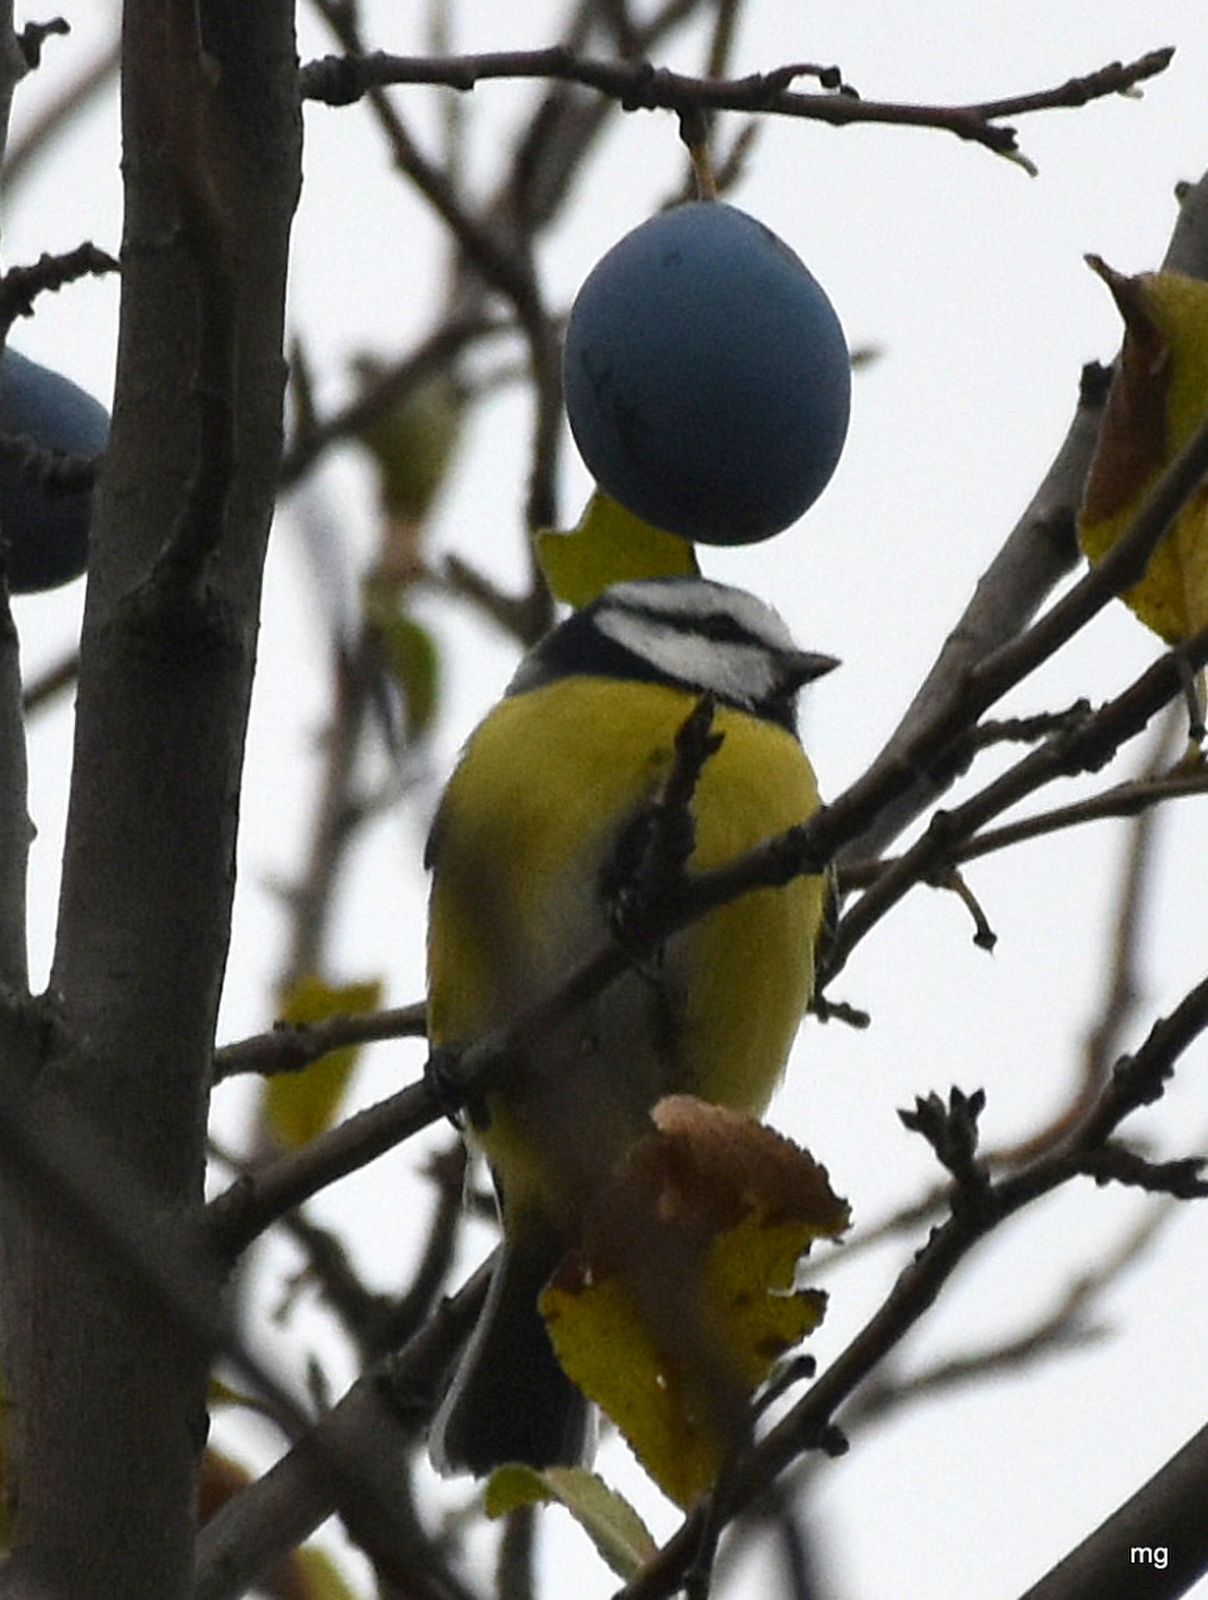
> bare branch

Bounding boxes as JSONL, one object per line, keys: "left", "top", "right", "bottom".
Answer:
{"left": 279, "top": 309, "right": 502, "bottom": 492}
{"left": 1, "top": 29, "right": 120, "bottom": 193}
{"left": 1015, "top": 1420, "right": 1208, "bottom": 1600}
{"left": 194, "top": 1268, "right": 491, "bottom": 1600}
{"left": 18, "top": 647, "right": 77, "bottom": 715}
{"left": 0, "top": 241, "right": 119, "bottom": 340}
{"left": 299, "top": 45, "right": 1173, "bottom": 168}
{"left": 949, "top": 763, "right": 1208, "bottom": 869}
{"left": 213, "top": 1000, "right": 427, "bottom": 1082}
{"left": 958, "top": 51, "right": 1174, "bottom": 120}
{"left": 1075, "top": 974, "right": 1208, "bottom": 1143}
{"left": 839, "top": 727, "right": 1207, "bottom": 902}
{"left": 827, "top": 626, "right": 1208, "bottom": 979}
{"left": 844, "top": 168, "right": 1208, "bottom": 863}
{"left": 208, "top": 1070, "right": 443, "bottom": 1260}
{"left": 0, "top": 0, "right": 29, "bottom": 178}
{"left": 1077, "top": 1143, "right": 1207, "bottom": 1198}
{"left": 621, "top": 969, "right": 1208, "bottom": 1600}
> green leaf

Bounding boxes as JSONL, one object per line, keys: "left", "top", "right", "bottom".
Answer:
{"left": 536, "top": 490, "right": 697, "bottom": 609}
{"left": 369, "top": 599, "right": 441, "bottom": 741}
{"left": 355, "top": 367, "right": 464, "bottom": 525}
{"left": 484, "top": 1464, "right": 658, "bottom": 1580}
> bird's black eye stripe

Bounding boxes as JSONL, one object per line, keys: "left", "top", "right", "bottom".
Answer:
{"left": 620, "top": 600, "right": 761, "bottom": 648}
{"left": 696, "top": 609, "right": 757, "bottom": 644}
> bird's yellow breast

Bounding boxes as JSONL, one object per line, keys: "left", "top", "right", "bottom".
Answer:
{"left": 427, "top": 674, "right": 826, "bottom": 1216}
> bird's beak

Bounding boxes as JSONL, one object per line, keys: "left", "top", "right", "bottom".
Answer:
{"left": 785, "top": 650, "right": 841, "bottom": 689}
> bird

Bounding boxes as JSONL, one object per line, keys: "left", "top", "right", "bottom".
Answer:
{"left": 425, "top": 575, "right": 836, "bottom": 1476}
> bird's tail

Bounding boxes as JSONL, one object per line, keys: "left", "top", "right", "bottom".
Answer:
{"left": 429, "top": 1217, "right": 591, "bottom": 1476}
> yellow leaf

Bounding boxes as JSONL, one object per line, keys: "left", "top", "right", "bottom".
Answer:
{"left": 264, "top": 975, "right": 383, "bottom": 1148}
{"left": 542, "top": 1096, "right": 848, "bottom": 1507}
{"left": 484, "top": 1464, "right": 658, "bottom": 1579}
{"left": 289, "top": 1546, "right": 361, "bottom": 1600}
{"left": 1080, "top": 257, "right": 1208, "bottom": 643}
{"left": 536, "top": 490, "right": 698, "bottom": 609}
{"left": 208, "top": 1376, "right": 295, "bottom": 1429}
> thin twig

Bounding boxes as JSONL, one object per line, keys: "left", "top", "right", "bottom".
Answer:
{"left": 208, "top": 1069, "right": 442, "bottom": 1260}
{"left": 0, "top": 241, "right": 120, "bottom": 340}
{"left": 213, "top": 1000, "right": 427, "bottom": 1082}
{"left": 826, "top": 629, "right": 1208, "bottom": 980}
{"left": 299, "top": 46, "right": 1172, "bottom": 169}
{"left": 280, "top": 310, "right": 502, "bottom": 492}
{"left": 838, "top": 762, "right": 1208, "bottom": 890}
{"left": 845, "top": 168, "right": 1208, "bottom": 865}
{"left": 1, "top": 30, "right": 120, "bottom": 192}
{"left": 622, "top": 974, "right": 1208, "bottom": 1599}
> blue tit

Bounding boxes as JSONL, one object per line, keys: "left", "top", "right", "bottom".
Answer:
{"left": 426, "top": 575, "right": 836, "bottom": 1476}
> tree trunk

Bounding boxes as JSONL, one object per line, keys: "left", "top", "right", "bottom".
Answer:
{"left": 0, "top": 4, "right": 300, "bottom": 1595}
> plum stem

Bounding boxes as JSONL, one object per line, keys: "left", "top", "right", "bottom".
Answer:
{"left": 676, "top": 104, "right": 718, "bottom": 200}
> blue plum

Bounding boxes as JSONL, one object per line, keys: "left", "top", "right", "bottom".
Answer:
{"left": 563, "top": 202, "right": 850, "bottom": 546}
{"left": 0, "top": 347, "right": 109, "bottom": 594}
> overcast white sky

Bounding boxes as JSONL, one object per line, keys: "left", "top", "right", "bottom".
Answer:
{"left": 5, "top": 4, "right": 1208, "bottom": 1597}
